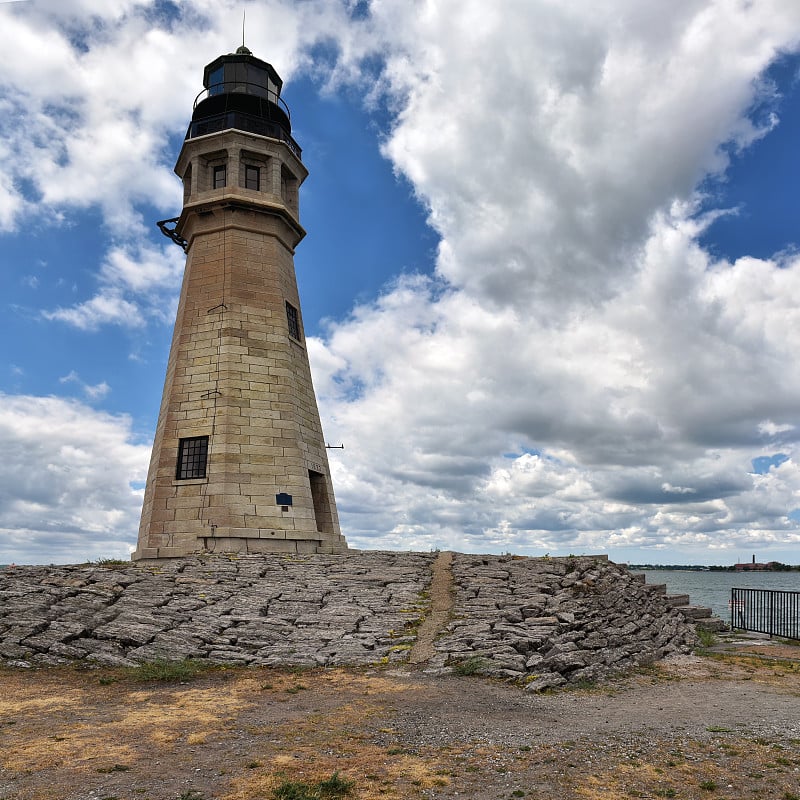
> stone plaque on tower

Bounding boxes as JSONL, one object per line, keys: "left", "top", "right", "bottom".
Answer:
{"left": 133, "top": 47, "right": 347, "bottom": 560}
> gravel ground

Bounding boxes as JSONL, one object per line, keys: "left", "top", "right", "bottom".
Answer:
{"left": 2, "top": 645, "right": 800, "bottom": 800}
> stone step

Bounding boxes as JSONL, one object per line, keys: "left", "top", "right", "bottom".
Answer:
{"left": 695, "top": 617, "right": 728, "bottom": 632}
{"left": 678, "top": 605, "right": 714, "bottom": 620}
{"left": 665, "top": 594, "right": 691, "bottom": 607}
{"left": 637, "top": 574, "right": 728, "bottom": 632}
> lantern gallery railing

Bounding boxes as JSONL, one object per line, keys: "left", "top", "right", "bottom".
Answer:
{"left": 730, "top": 587, "right": 800, "bottom": 640}
{"left": 189, "top": 81, "right": 301, "bottom": 158}
{"left": 187, "top": 111, "right": 302, "bottom": 158}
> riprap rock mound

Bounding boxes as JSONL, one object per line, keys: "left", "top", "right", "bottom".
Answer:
{"left": 0, "top": 552, "right": 702, "bottom": 688}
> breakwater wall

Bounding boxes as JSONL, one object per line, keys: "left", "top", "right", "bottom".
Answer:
{"left": 0, "top": 552, "right": 702, "bottom": 689}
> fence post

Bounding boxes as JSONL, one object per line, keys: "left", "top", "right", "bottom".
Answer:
{"left": 769, "top": 591, "right": 774, "bottom": 638}
{"left": 730, "top": 588, "right": 734, "bottom": 631}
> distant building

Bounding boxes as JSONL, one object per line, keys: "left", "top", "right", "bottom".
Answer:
{"left": 734, "top": 555, "right": 778, "bottom": 571}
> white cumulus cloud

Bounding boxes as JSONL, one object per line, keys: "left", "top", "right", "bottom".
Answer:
{"left": 0, "top": 394, "right": 150, "bottom": 564}
{"left": 3, "top": 0, "right": 800, "bottom": 563}
{"left": 308, "top": 0, "right": 800, "bottom": 559}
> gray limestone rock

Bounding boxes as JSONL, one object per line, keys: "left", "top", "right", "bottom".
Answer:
{"left": 0, "top": 552, "right": 704, "bottom": 686}
{"left": 524, "top": 672, "right": 567, "bottom": 692}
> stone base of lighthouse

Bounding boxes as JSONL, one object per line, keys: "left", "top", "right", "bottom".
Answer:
{"left": 133, "top": 536, "right": 347, "bottom": 561}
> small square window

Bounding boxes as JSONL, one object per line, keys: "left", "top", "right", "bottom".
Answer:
{"left": 176, "top": 436, "right": 209, "bottom": 480}
{"left": 245, "top": 165, "right": 260, "bottom": 191}
{"left": 212, "top": 165, "right": 226, "bottom": 189}
{"left": 286, "top": 301, "right": 301, "bottom": 340}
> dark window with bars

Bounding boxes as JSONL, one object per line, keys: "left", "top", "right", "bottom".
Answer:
{"left": 176, "top": 436, "right": 209, "bottom": 480}
{"left": 286, "top": 301, "right": 301, "bottom": 340}
{"left": 212, "top": 165, "right": 226, "bottom": 189}
{"left": 245, "top": 165, "right": 260, "bottom": 191}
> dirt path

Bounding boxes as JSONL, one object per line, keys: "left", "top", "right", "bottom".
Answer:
{"left": 408, "top": 551, "right": 454, "bottom": 665}
{"left": 2, "top": 647, "right": 800, "bottom": 800}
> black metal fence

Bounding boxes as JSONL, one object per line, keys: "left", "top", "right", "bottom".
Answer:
{"left": 730, "top": 587, "right": 800, "bottom": 640}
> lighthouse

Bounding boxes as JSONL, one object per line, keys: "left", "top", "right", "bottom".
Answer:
{"left": 133, "top": 47, "right": 346, "bottom": 559}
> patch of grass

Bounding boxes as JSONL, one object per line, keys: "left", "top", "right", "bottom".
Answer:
{"left": 176, "top": 792, "right": 207, "bottom": 800}
{"left": 706, "top": 725, "right": 733, "bottom": 733}
{"left": 699, "top": 779, "right": 717, "bottom": 791}
{"left": 92, "top": 558, "right": 130, "bottom": 569}
{"left": 317, "top": 773, "right": 354, "bottom": 796}
{"left": 567, "top": 678, "right": 597, "bottom": 691}
{"left": 452, "top": 656, "right": 490, "bottom": 676}
{"left": 126, "top": 659, "right": 207, "bottom": 683}
{"left": 655, "top": 790, "right": 677, "bottom": 798}
{"left": 272, "top": 771, "right": 353, "bottom": 799}
{"left": 696, "top": 628, "right": 718, "bottom": 648}
{"left": 285, "top": 683, "right": 308, "bottom": 694}
{"left": 96, "top": 764, "right": 130, "bottom": 774}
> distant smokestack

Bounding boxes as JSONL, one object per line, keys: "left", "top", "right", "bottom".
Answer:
{"left": 752, "top": 554, "right": 756, "bottom": 564}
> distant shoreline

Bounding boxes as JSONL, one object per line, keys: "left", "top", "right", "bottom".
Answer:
{"left": 629, "top": 563, "right": 800, "bottom": 572}
{"left": 3, "top": 561, "right": 800, "bottom": 572}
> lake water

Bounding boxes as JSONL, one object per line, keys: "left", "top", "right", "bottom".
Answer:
{"left": 638, "top": 569, "right": 800, "bottom": 624}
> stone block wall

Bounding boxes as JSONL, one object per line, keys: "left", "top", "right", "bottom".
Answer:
{"left": 0, "top": 552, "right": 700, "bottom": 689}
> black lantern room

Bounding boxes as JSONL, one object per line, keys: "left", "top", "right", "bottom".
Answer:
{"left": 187, "top": 46, "right": 300, "bottom": 158}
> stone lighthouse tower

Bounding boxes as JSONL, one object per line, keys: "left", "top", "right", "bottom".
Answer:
{"left": 134, "top": 47, "right": 347, "bottom": 560}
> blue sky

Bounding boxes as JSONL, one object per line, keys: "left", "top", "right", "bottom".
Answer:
{"left": 700, "top": 55, "right": 800, "bottom": 263}
{"left": 2, "top": 0, "right": 800, "bottom": 566}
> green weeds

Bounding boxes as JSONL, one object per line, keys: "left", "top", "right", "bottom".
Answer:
{"left": 126, "top": 659, "right": 208, "bottom": 683}
{"left": 452, "top": 656, "right": 490, "bottom": 676}
{"left": 272, "top": 771, "right": 353, "bottom": 799}
{"left": 92, "top": 558, "right": 130, "bottom": 569}
{"left": 696, "top": 629, "right": 718, "bottom": 648}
